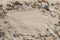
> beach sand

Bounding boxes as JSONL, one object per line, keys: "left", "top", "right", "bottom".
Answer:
{"left": 0, "top": 0, "right": 60, "bottom": 40}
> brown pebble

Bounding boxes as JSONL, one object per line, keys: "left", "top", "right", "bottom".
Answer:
{"left": 58, "top": 21, "right": 60, "bottom": 26}
{"left": 0, "top": 31, "right": 5, "bottom": 37}
{"left": 42, "top": 0, "right": 48, "bottom": 2}
{"left": 31, "top": 35, "right": 35, "bottom": 38}
{"left": 2, "top": 38, "right": 4, "bottom": 40}
{"left": 37, "top": 0, "right": 42, "bottom": 3}
{"left": 3, "top": 21, "right": 9, "bottom": 24}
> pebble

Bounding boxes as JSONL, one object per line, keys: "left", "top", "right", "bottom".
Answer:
{"left": 13, "top": 31, "right": 20, "bottom": 37}
{"left": 40, "top": 31, "right": 46, "bottom": 37}
{"left": 49, "top": 6, "right": 55, "bottom": 12}
{"left": 3, "top": 9, "right": 7, "bottom": 14}
{"left": 14, "top": 5, "right": 20, "bottom": 9}
{"left": 3, "top": 21, "right": 9, "bottom": 24}
{"left": 58, "top": 15, "right": 60, "bottom": 19}
{"left": 0, "top": 29, "right": 5, "bottom": 37}
{"left": 13, "top": 1, "right": 23, "bottom": 6}
{"left": 50, "top": 12, "right": 56, "bottom": 17}
{"left": 58, "top": 21, "right": 60, "bottom": 26}
{"left": 31, "top": 34, "right": 35, "bottom": 38}
{"left": 24, "top": 1, "right": 30, "bottom": 6}
{"left": 45, "top": 29, "right": 51, "bottom": 37}
{"left": 52, "top": 34, "right": 60, "bottom": 40}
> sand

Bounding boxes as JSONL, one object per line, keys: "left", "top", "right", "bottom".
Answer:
{"left": 0, "top": 0, "right": 60, "bottom": 40}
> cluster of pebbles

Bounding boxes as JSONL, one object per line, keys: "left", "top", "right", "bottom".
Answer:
{"left": 0, "top": 0, "right": 60, "bottom": 40}
{"left": 0, "top": 0, "right": 60, "bottom": 17}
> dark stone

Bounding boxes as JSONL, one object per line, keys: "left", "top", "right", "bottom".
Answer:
{"left": 4, "top": 21, "right": 8, "bottom": 24}
{"left": 34, "top": 2, "right": 37, "bottom": 6}
{"left": 54, "top": 24, "right": 59, "bottom": 26}
{"left": 31, "top": 35, "right": 35, "bottom": 37}
{"left": 58, "top": 21, "right": 60, "bottom": 26}
{"left": 0, "top": 31, "right": 5, "bottom": 37}
{"left": 6, "top": 4, "right": 12, "bottom": 7}
{"left": 13, "top": 33, "right": 20, "bottom": 37}
{"left": 37, "top": 0, "right": 42, "bottom": 3}
{"left": 44, "top": 5, "right": 50, "bottom": 11}
{"left": 0, "top": 4, "right": 3, "bottom": 7}
{"left": 13, "top": 1, "right": 22, "bottom": 6}
{"left": 51, "top": 3, "right": 54, "bottom": 6}
{"left": 2, "top": 38, "right": 4, "bottom": 40}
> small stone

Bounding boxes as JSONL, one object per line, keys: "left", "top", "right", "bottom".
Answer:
{"left": 2, "top": 38, "right": 4, "bottom": 40}
{"left": 13, "top": 33, "right": 19, "bottom": 37}
{"left": 3, "top": 9, "right": 7, "bottom": 14}
{"left": 0, "top": 31, "right": 5, "bottom": 37}
{"left": 44, "top": 6, "right": 50, "bottom": 11}
{"left": 24, "top": 1, "right": 30, "bottom": 6}
{"left": 58, "top": 21, "right": 60, "bottom": 26}
{"left": 14, "top": 5, "right": 20, "bottom": 9}
{"left": 37, "top": 0, "right": 42, "bottom": 3}
{"left": 52, "top": 34, "right": 60, "bottom": 40}
{"left": 13, "top": 31, "right": 20, "bottom": 37}
{"left": 40, "top": 31, "right": 46, "bottom": 37}
{"left": 50, "top": 12, "right": 56, "bottom": 17}
{"left": 51, "top": 3, "right": 54, "bottom": 6}
{"left": 54, "top": 24, "right": 59, "bottom": 26}
{"left": 31, "top": 34, "right": 35, "bottom": 38}
{"left": 13, "top": 1, "right": 22, "bottom": 6}
{"left": 4, "top": 21, "right": 9, "bottom": 24}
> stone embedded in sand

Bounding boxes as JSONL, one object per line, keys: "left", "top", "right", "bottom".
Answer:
{"left": 3, "top": 9, "right": 7, "bottom": 14}
{"left": 0, "top": 10, "right": 5, "bottom": 18}
{"left": 31, "top": 34, "right": 35, "bottom": 38}
{"left": 50, "top": 12, "right": 56, "bottom": 17}
{"left": 6, "top": 1, "right": 14, "bottom": 10}
{"left": 37, "top": 0, "right": 42, "bottom": 3}
{"left": 23, "top": 37, "right": 29, "bottom": 40}
{"left": 42, "top": 0, "right": 48, "bottom": 2}
{"left": 58, "top": 21, "right": 60, "bottom": 26}
{"left": 14, "top": 5, "right": 20, "bottom": 9}
{"left": 13, "top": 1, "right": 23, "bottom": 6}
{"left": 49, "top": 6, "right": 55, "bottom": 12}
{"left": 31, "top": 2, "right": 37, "bottom": 8}
{"left": 13, "top": 31, "right": 20, "bottom": 37}
{"left": 0, "top": 4, "right": 3, "bottom": 10}
{"left": 3, "top": 21, "right": 9, "bottom": 24}
{"left": 54, "top": 24, "right": 59, "bottom": 26}
{"left": 57, "top": 31, "right": 60, "bottom": 38}
{"left": 44, "top": 5, "right": 50, "bottom": 11}
{"left": 13, "top": 33, "right": 20, "bottom": 37}
{"left": 24, "top": 1, "right": 30, "bottom": 6}
{"left": 0, "top": 30, "right": 5, "bottom": 37}
{"left": 40, "top": 31, "right": 46, "bottom": 37}
{"left": 45, "top": 29, "right": 51, "bottom": 37}
{"left": 52, "top": 34, "right": 60, "bottom": 40}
